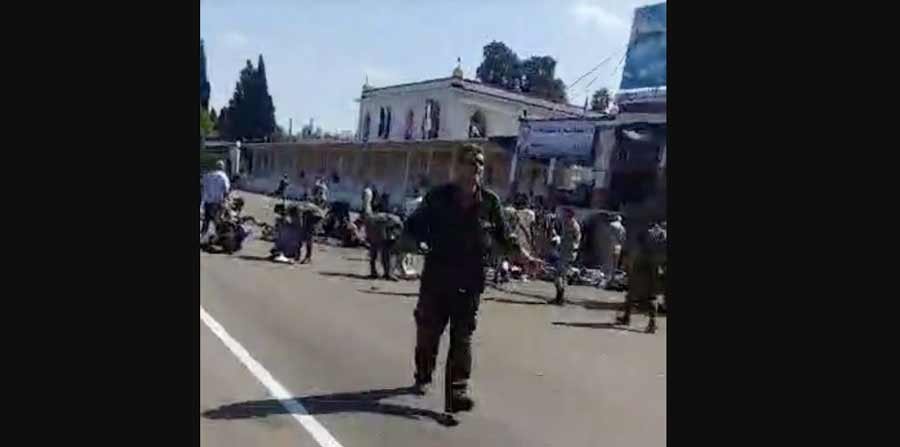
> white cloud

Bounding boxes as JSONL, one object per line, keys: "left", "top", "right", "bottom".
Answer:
{"left": 571, "top": 2, "right": 629, "bottom": 30}
{"left": 221, "top": 31, "right": 249, "bottom": 48}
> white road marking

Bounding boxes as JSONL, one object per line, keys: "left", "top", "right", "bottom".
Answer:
{"left": 201, "top": 306, "right": 345, "bottom": 447}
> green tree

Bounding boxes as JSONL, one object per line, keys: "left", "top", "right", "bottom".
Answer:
{"left": 209, "top": 107, "right": 217, "bottom": 124}
{"left": 216, "top": 107, "right": 229, "bottom": 134}
{"left": 590, "top": 88, "right": 611, "bottom": 112}
{"left": 200, "top": 39, "right": 211, "bottom": 110}
{"left": 520, "top": 56, "right": 567, "bottom": 103}
{"left": 200, "top": 106, "right": 214, "bottom": 137}
{"left": 476, "top": 41, "right": 522, "bottom": 90}
{"left": 271, "top": 124, "right": 287, "bottom": 142}
{"left": 252, "top": 55, "right": 276, "bottom": 138}
{"left": 219, "top": 56, "right": 277, "bottom": 141}
{"left": 476, "top": 42, "right": 568, "bottom": 103}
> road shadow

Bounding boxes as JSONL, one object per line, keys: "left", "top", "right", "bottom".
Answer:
{"left": 552, "top": 321, "right": 648, "bottom": 334}
{"left": 236, "top": 254, "right": 277, "bottom": 263}
{"left": 359, "top": 289, "right": 419, "bottom": 298}
{"left": 567, "top": 299, "right": 623, "bottom": 312}
{"left": 483, "top": 296, "right": 548, "bottom": 306}
{"left": 319, "top": 271, "right": 375, "bottom": 280}
{"left": 487, "top": 286, "right": 625, "bottom": 312}
{"left": 344, "top": 256, "right": 369, "bottom": 262}
{"left": 201, "top": 386, "right": 456, "bottom": 427}
{"left": 200, "top": 245, "right": 231, "bottom": 255}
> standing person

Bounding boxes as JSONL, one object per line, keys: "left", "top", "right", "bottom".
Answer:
{"left": 600, "top": 215, "right": 627, "bottom": 288}
{"left": 312, "top": 177, "right": 329, "bottom": 207}
{"left": 361, "top": 182, "right": 374, "bottom": 213}
{"left": 361, "top": 186, "right": 402, "bottom": 280}
{"left": 273, "top": 175, "right": 290, "bottom": 203}
{"left": 551, "top": 208, "right": 581, "bottom": 305}
{"left": 201, "top": 160, "right": 231, "bottom": 236}
{"left": 616, "top": 222, "right": 666, "bottom": 333}
{"left": 403, "top": 143, "right": 543, "bottom": 413}
{"left": 298, "top": 206, "right": 325, "bottom": 264}
{"left": 368, "top": 214, "right": 403, "bottom": 279}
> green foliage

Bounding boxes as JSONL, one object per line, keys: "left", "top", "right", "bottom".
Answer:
{"left": 201, "top": 39, "right": 211, "bottom": 110}
{"left": 476, "top": 41, "right": 567, "bottom": 103}
{"left": 476, "top": 41, "right": 522, "bottom": 90}
{"left": 520, "top": 56, "right": 567, "bottom": 103}
{"left": 200, "top": 106, "right": 215, "bottom": 137}
{"left": 590, "top": 88, "right": 611, "bottom": 112}
{"left": 218, "top": 55, "right": 277, "bottom": 142}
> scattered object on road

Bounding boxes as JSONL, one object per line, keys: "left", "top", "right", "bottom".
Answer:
{"left": 272, "top": 253, "right": 292, "bottom": 264}
{"left": 602, "top": 269, "right": 629, "bottom": 291}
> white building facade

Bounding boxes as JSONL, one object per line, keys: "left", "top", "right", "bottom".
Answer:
{"left": 356, "top": 66, "right": 594, "bottom": 143}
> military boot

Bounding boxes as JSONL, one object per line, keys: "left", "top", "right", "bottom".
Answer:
{"left": 411, "top": 379, "right": 431, "bottom": 396}
{"left": 615, "top": 307, "right": 632, "bottom": 326}
{"left": 446, "top": 385, "right": 475, "bottom": 413}
{"left": 550, "top": 286, "right": 565, "bottom": 305}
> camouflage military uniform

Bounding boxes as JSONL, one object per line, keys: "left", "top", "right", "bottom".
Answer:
{"left": 299, "top": 208, "right": 324, "bottom": 263}
{"left": 365, "top": 213, "right": 403, "bottom": 278}
{"left": 403, "top": 182, "right": 519, "bottom": 406}
{"left": 618, "top": 223, "right": 665, "bottom": 333}
{"left": 553, "top": 215, "right": 581, "bottom": 303}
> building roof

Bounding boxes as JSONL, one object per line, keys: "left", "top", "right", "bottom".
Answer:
{"left": 362, "top": 76, "right": 599, "bottom": 118}
{"left": 245, "top": 138, "right": 507, "bottom": 154}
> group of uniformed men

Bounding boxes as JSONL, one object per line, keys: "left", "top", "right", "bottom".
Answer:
{"left": 202, "top": 143, "right": 666, "bottom": 414}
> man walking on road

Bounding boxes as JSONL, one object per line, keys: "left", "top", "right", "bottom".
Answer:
{"left": 201, "top": 160, "right": 231, "bottom": 236}
{"left": 402, "top": 143, "right": 543, "bottom": 413}
{"left": 551, "top": 207, "right": 581, "bottom": 305}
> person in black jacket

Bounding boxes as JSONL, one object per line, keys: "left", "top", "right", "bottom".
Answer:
{"left": 402, "top": 143, "right": 543, "bottom": 413}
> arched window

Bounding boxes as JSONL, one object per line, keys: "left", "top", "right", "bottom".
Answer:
{"left": 469, "top": 110, "right": 486, "bottom": 138}
{"left": 405, "top": 109, "right": 415, "bottom": 140}
{"left": 421, "top": 100, "right": 440, "bottom": 140}
{"left": 429, "top": 101, "right": 440, "bottom": 139}
{"left": 377, "top": 107, "right": 393, "bottom": 139}
{"left": 362, "top": 113, "right": 371, "bottom": 141}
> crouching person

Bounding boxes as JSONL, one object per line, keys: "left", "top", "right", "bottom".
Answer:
{"left": 270, "top": 205, "right": 304, "bottom": 262}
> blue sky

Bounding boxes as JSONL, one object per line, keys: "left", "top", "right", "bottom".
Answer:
{"left": 201, "top": 0, "right": 660, "bottom": 133}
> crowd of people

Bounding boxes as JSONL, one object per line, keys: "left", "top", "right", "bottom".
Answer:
{"left": 201, "top": 143, "right": 666, "bottom": 415}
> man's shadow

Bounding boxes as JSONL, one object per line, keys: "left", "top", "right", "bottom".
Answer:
{"left": 318, "top": 271, "right": 375, "bottom": 281}
{"left": 201, "top": 386, "right": 457, "bottom": 426}
{"left": 486, "top": 287, "right": 628, "bottom": 312}
{"left": 552, "top": 321, "right": 649, "bottom": 333}
{"left": 359, "top": 289, "right": 419, "bottom": 298}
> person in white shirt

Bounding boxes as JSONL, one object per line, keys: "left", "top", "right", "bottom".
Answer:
{"left": 600, "top": 215, "right": 626, "bottom": 287}
{"left": 201, "top": 160, "right": 231, "bottom": 236}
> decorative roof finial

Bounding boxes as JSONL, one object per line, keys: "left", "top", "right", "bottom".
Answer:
{"left": 452, "top": 57, "right": 464, "bottom": 78}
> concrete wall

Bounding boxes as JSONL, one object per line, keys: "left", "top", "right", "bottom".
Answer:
{"left": 243, "top": 142, "right": 514, "bottom": 210}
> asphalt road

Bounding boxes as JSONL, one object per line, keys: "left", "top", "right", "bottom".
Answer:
{"left": 200, "top": 191, "right": 666, "bottom": 447}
